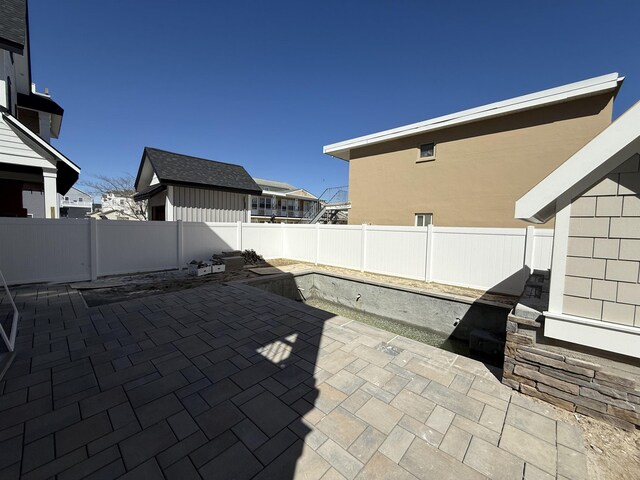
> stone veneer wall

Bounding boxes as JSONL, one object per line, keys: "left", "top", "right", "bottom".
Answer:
{"left": 503, "top": 272, "right": 640, "bottom": 431}
{"left": 564, "top": 154, "right": 640, "bottom": 325}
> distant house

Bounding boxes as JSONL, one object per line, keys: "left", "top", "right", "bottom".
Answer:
{"left": 516, "top": 100, "right": 640, "bottom": 359}
{"left": 133, "top": 147, "right": 261, "bottom": 221}
{"left": 87, "top": 209, "right": 139, "bottom": 221}
{"left": 0, "top": 0, "right": 80, "bottom": 218}
{"left": 59, "top": 186, "right": 92, "bottom": 218}
{"left": 324, "top": 73, "right": 624, "bottom": 227}
{"left": 100, "top": 192, "right": 145, "bottom": 220}
{"left": 251, "top": 177, "right": 319, "bottom": 223}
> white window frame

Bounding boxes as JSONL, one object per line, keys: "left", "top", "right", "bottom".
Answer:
{"left": 418, "top": 142, "right": 436, "bottom": 162}
{"left": 415, "top": 213, "right": 433, "bottom": 226}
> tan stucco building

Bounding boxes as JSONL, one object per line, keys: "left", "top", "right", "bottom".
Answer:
{"left": 324, "top": 73, "right": 624, "bottom": 228}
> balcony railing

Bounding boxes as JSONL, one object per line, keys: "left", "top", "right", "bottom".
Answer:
{"left": 251, "top": 208, "right": 311, "bottom": 218}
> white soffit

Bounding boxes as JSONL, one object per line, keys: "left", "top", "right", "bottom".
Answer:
{"left": 515, "top": 99, "right": 640, "bottom": 223}
{"left": 323, "top": 73, "right": 623, "bottom": 160}
{"left": 2, "top": 112, "right": 80, "bottom": 174}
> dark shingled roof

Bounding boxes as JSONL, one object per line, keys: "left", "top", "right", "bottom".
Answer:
{"left": 0, "top": 0, "right": 27, "bottom": 53}
{"left": 139, "top": 147, "right": 262, "bottom": 195}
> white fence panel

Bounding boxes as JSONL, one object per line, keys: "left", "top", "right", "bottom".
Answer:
{"left": 0, "top": 218, "right": 556, "bottom": 294}
{"left": 317, "top": 225, "right": 362, "bottom": 270}
{"left": 182, "top": 222, "right": 238, "bottom": 263}
{"left": 283, "top": 224, "right": 317, "bottom": 262}
{"left": 0, "top": 219, "right": 91, "bottom": 285}
{"left": 365, "top": 226, "right": 428, "bottom": 280}
{"left": 98, "top": 221, "right": 178, "bottom": 276}
{"left": 532, "top": 229, "right": 554, "bottom": 270}
{"left": 431, "top": 227, "right": 527, "bottom": 294}
{"left": 242, "top": 224, "right": 284, "bottom": 259}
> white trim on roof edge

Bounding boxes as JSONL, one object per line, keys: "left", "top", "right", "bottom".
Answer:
{"left": 323, "top": 73, "right": 623, "bottom": 160}
{"left": 2, "top": 112, "right": 80, "bottom": 174}
{"left": 515, "top": 99, "right": 640, "bottom": 223}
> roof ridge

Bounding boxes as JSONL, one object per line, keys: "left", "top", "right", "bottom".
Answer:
{"left": 144, "top": 146, "right": 244, "bottom": 168}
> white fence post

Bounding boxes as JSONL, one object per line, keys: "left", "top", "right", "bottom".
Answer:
{"left": 360, "top": 224, "right": 367, "bottom": 272}
{"left": 315, "top": 223, "right": 320, "bottom": 266}
{"left": 90, "top": 219, "right": 98, "bottom": 281}
{"left": 281, "top": 222, "right": 285, "bottom": 259}
{"left": 177, "top": 220, "right": 184, "bottom": 269}
{"left": 237, "top": 221, "right": 243, "bottom": 251}
{"left": 524, "top": 225, "right": 535, "bottom": 277}
{"left": 424, "top": 224, "right": 434, "bottom": 282}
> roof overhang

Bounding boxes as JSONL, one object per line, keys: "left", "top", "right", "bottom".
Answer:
{"left": 515, "top": 100, "right": 640, "bottom": 224}
{"left": 132, "top": 183, "right": 166, "bottom": 201}
{"left": 323, "top": 73, "right": 624, "bottom": 161}
{"left": 17, "top": 92, "right": 64, "bottom": 138}
{"left": 2, "top": 112, "right": 80, "bottom": 194}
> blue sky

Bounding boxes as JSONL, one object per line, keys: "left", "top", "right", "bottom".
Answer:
{"left": 29, "top": 1, "right": 640, "bottom": 197}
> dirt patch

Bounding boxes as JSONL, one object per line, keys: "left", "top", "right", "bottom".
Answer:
{"left": 548, "top": 398, "right": 640, "bottom": 480}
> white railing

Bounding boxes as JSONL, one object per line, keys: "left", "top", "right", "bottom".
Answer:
{"left": 0, "top": 218, "right": 553, "bottom": 295}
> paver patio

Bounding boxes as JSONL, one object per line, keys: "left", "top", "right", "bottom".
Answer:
{"left": 0, "top": 280, "right": 588, "bottom": 479}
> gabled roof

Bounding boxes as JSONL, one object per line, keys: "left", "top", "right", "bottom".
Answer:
{"left": 516, "top": 100, "right": 640, "bottom": 224}
{"left": 253, "top": 177, "right": 298, "bottom": 192}
{"left": 2, "top": 112, "right": 80, "bottom": 194}
{"left": 0, "top": 0, "right": 27, "bottom": 54}
{"left": 324, "top": 73, "right": 624, "bottom": 161}
{"left": 135, "top": 147, "right": 262, "bottom": 195}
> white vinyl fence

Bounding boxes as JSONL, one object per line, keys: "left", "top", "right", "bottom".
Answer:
{"left": 0, "top": 218, "right": 553, "bottom": 295}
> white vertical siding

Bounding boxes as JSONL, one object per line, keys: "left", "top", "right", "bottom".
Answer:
{"left": 172, "top": 186, "right": 247, "bottom": 222}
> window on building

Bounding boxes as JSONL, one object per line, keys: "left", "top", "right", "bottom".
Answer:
{"left": 419, "top": 143, "right": 435, "bottom": 159}
{"left": 265, "top": 198, "right": 272, "bottom": 209}
{"left": 64, "top": 196, "right": 69, "bottom": 201}
{"left": 119, "top": 199, "right": 125, "bottom": 205}
{"left": 415, "top": 213, "right": 433, "bottom": 227}
{"left": 78, "top": 197, "right": 83, "bottom": 202}
{"left": 251, "top": 197, "right": 258, "bottom": 209}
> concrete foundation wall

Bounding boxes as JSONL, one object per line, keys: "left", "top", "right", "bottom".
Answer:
{"left": 246, "top": 272, "right": 510, "bottom": 341}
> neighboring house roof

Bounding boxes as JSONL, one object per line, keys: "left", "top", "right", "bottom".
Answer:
{"left": 63, "top": 186, "right": 91, "bottom": 197}
{"left": 1, "top": 112, "right": 80, "bottom": 194}
{"left": 253, "top": 177, "right": 298, "bottom": 192}
{"left": 515, "top": 100, "right": 640, "bottom": 224}
{"left": 324, "top": 73, "right": 624, "bottom": 160}
{"left": 0, "top": 0, "right": 27, "bottom": 53}
{"left": 134, "top": 147, "right": 262, "bottom": 197}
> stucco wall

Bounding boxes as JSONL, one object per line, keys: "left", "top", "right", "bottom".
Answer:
{"left": 347, "top": 93, "right": 614, "bottom": 227}
{"left": 563, "top": 154, "right": 640, "bottom": 326}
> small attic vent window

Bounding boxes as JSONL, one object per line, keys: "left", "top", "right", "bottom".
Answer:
{"left": 420, "top": 143, "right": 435, "bottom": 158}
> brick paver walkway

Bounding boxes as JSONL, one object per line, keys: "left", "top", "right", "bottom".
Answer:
{"left": 0, "top": 282, "right": 587, "bottom": 479}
